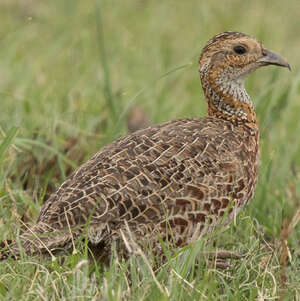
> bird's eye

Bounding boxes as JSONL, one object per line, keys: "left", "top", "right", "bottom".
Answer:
{"left": 233, "top": 45, "right": 247, "bottom": 55}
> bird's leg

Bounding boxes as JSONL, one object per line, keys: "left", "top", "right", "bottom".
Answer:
{"left": 203, "top": 249, "right": 244, "bottom": 269}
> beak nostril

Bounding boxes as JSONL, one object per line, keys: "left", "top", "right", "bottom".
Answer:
{"left": 261, "top": 48, "right": 268, "bottom": 57}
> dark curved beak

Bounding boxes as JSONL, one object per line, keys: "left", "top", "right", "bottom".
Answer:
{"left": 257, "top": 49, "right": 291, "bottom": 71}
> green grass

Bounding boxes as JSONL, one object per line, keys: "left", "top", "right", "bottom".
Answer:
{"left": 1, "top": 0, "right": 300, "bottom": 300}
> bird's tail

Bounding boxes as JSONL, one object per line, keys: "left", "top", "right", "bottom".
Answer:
{"left": 0, "top": 223, "right": 78, "bottom": 261}
{"left": 0, "top": 239, "right": 20, "bottom": 260}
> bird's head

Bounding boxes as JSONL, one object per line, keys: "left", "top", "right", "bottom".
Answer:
{"left": 199, "top": 31, "right": 290, "bottom": 82}
{"left": 198, "top": 32, "right": 290, "bottom": 123}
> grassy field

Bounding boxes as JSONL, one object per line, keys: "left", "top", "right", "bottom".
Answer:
{"left": 0, "top": 0, "right": 300, "bottom": 300}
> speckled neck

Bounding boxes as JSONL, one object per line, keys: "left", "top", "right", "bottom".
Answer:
{"left": 199, "top": 62, "right": 258, "bottom": 126}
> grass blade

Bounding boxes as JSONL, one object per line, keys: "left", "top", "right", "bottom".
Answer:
{"left": 95, "top": 0, "right": 117, "bottom": 123}
{"left": 0, "top": 126, "right": 18, "bottom": 164}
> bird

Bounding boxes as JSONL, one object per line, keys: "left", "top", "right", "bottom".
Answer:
{"left": 0, "top": 31, "right": 290, "bottom": 262}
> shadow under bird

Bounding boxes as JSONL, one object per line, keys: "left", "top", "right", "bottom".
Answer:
{"left": 0, "top": 32, "right": 290, "bottom": 262}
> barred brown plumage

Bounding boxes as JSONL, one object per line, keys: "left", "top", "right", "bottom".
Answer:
{"left": 0, "top": 31, "right": 290, "bottom": 261}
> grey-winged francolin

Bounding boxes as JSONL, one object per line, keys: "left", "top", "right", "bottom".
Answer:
{"left": 0, "top": 32, "right": 290, "bottom": 261}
